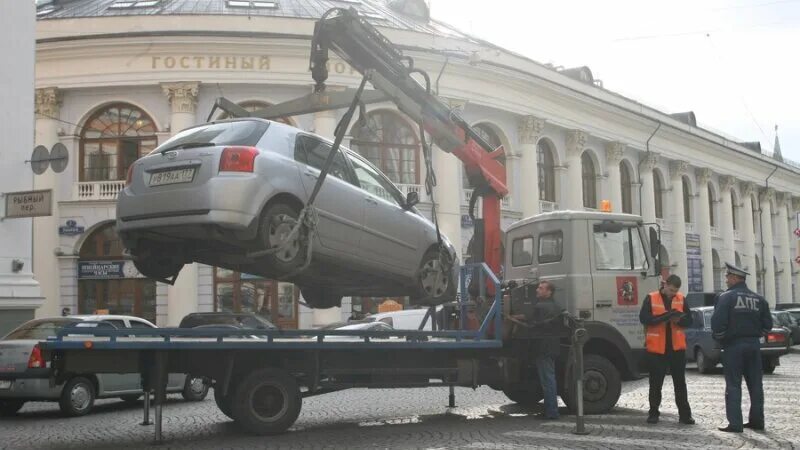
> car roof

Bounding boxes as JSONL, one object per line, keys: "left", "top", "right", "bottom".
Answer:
{"left": 693, "top": 306, "right": 714, "bottom": 311}
{"left": 68, "top": 314, "right": 155, "bottom": 323}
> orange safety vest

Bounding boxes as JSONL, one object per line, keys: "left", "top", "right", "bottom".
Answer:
{"left": 645, "top": 291, "right": 686, "bottom": 354}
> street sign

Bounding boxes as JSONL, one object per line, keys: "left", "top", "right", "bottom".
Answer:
{"left": 59, "top": 219, "right": 85, "bottom": 236}
{"left": 31, "top": 146, "right": 49, "bottom": 175}
{"left": 4, "top": 189, "right": 52, "bottom": 219}
{"left": 50, "top": 143, "right": 69, "bottom": 173}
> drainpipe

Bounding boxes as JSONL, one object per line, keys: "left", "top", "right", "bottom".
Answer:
{"left": 638, "top": 122, "right": 662, "bottom": 216}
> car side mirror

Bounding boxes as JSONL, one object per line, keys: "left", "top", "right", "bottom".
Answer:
{"left": 404, "top": 191, "right": 419, "bottom": 209}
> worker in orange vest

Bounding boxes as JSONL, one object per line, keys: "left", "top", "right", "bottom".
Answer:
{"left": 639, "top": 274, "right": 695, "bottom": 425}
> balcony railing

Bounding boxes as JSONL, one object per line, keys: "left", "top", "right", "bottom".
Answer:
{"left": 395, "top": 184, "right": 428, "bottom": 203}
{"left": 655, "top": 218, "right": 667, "bottom": 230}
{"left": 539, "top": 200, "right": 558, "bottom": 212}
{"left": 75, "top": 181, "right": 125, "bottom": 201}
{"left": 685, "top": 222, "right": 697, "bottom": 234}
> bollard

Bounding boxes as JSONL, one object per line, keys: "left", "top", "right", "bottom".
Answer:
{"left": 572, "top": 326, "right": 589, "bottom": 435}
{"left": 448, "top": 385, "right": 456, "bottom": 407}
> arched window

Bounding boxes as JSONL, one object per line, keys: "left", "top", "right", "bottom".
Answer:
{"left": 80, "top": 103, "right": 157, "bottom": 182}
{"left": 752, "top": 195, "right": 759, "bottom": 234}
{"left": 755, "top": 256, "right": 763, "bottom": 295}
{"left": 581, "top": 152, "right": 597, "bottom": 209}
{"left": 659, "top": 244, "right": 670, "bottom": 281}
{"left": 537, "top": 140, "right": 556, "bottom": 202}
{"left": 734, "top": 251, "right": 742, "bottom": 268}
{"left": 620, "top": 162, "right": 632, "bottom": 214}
{"left": 682, "top": 177, "right": 692, "bottom": 223}
{"left": 351, "top": 110, "right": 420, "bottom": 184}
{"left": 654, "top": 170, "right": 664, "bottom": 219}
{"left": 78, "top": 223, "right": 156, "bottom": 323}
{"left": 731, "top": 191, "right": 739, "bottom": 230}
{"left": 708, "top": 185, "right": 716, "bottom": 227}
{"left": 217, "top": 100, "right": 293, "bottom": 125}
{"left": 462, "top": 124, "right": 503, "bottom": 189}
{"left": 712, "top": 249, "right": 722, "bottom": 291}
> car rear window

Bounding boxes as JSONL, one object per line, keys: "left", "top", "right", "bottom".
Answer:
{"left": 4, "top": 319, "right": 79, "bottom": 340}
{"left": 152, "top": 120, "right": 269, "bottom": 154}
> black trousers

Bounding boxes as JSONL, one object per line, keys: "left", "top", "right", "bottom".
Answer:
{"left": 648, "top": 350, "right": 692, "bottom": 419}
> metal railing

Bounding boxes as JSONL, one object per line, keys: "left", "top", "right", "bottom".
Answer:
{"left": 75, "top": 180, "right": 126, "bottom": 201}
{"left": 540, "top": 200, "right": 558, "bottom": 212}
{"left": 463, "top": 188, "right": 511, "bottom": 208}
{"left": 685, "top": 222, "right": 697, "bottom": 234}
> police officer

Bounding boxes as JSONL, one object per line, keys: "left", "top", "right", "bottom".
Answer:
{"left": 712, "top": 263, "right": 773, "bottom": 433}
{"left": 639, "top": 274, "right": 694, "bottom": 425}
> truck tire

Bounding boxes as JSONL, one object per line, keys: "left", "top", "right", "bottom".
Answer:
{"left": 0, "top": 400, "right": 25, "bottom": 417}
{"left": 561, "top": 354, "right": 621, "bottom": 415}
{"left": 59, "top": 376, "right": 96, "bottom": 417}
{"left": 230, "top": 368, "right": 302, "bottom": 435}
{"left": 214, "top": 387, "right": 234, "bottom": 419}
{"left": 503, "top": 383, "right": 544, "bottom": 406}
{"left": 182, "top": 376, "right": 209, "bottom": 401}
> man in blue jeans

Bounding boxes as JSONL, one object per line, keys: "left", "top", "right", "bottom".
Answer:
{"left": 530, "top": 280, "right": 562, "bottom": 420}
{"left": 711, "top": 263, "right": 773, "bottom": 433}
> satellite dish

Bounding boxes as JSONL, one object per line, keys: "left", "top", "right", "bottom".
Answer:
{"left": 31, "top": 145, "right": 49, "bottom": 175}
{"left": 50, "top": 143, "right": 69, "bottom": 173}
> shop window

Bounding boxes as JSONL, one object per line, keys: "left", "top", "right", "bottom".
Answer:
{"left": 654, "top": 170, "right": 664, "bottom": 219}
{"left": 581, "top": 152, "right": 597, "bottom": 209}
{"left": 213, "top": 268, "right": 298, "bottom": 329}
{"left": 79, "top": 103, "right": 157, "bottom": 182}
{"left": 351, "top": 110, "right": 419, "bottom": 185}
{"left": 620, "top": 162, "right": 632, "bottom": 214}
{"left": 682, "top": 177, "right": 692, "bottom": 223}
{"left": 537, "top": 140, "right": 556, "bottom": 202}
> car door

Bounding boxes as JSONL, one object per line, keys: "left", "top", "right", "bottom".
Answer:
{"left": 683, "top": 311, "right": 704, "bottom": 359}
{"left": 348, "top": 153, "right": 421, "bottom": 275}
{"left": 293, "top": 135, "right": 364, "bottom": 259}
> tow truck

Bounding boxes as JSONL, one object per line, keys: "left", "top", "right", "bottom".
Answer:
{"left": 40, "top": 7, "right": 663, "bottom": 442}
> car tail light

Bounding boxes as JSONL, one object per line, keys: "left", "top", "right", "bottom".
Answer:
{"left": 126, "top": 165, "right": 134, "bottom": 186}
{"left": 219, "top": 146, "right": 259, "bottom": 173}
{"left": 27, "top": 344, "right": 45, "bottom": 369}
{"left": 767, "top": 332, "right": 786, "bottom": 344}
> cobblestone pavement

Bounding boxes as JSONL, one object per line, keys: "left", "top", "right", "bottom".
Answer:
{"left": 3, "top": 352, "right": 800, "bottom": 450}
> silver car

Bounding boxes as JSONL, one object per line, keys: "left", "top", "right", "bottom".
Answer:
{"left": 117, "top": 118, "right": 457, "bottom": 309}
{"left": 0, "top": 315, "right": 208, "bottom": 417}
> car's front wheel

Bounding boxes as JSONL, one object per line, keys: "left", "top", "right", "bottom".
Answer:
{"left": 0, "top": 400, "right": 25, "bottom": 417}
{"left": 414, "top": 247, "right": 456, "bottom": 306}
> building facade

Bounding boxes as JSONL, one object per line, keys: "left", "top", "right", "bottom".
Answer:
{"left": 30, "top": 0, "right": 800, "bottom": 329}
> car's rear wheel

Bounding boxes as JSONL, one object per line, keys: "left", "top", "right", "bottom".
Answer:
{"left": 695, "top": 348, "right": 712, "bottom": 374}
{"left": 0, "top": 400, "right": 25, "bottom": 417}
{"left": 259, "top": 203, "right": 307, "bottom": 274}
{"left": 133, "top": 254, "right": 183, "bottom": 282}
{"left": 763, "top": 358, "right": 777, "bottom": 374}
{"left": 299, "top": 285, "right": 343, "bottom": 309}
{"left": 415, "top": 247, "right": 456, "bottom": 306}
{"left": 59, "top": 376, "right": 95, "bottom": 417}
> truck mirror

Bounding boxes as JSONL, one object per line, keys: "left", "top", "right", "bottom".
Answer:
{"left": 404, "top": 191, "right": 419, "bottom": 209}
{"left": 649, "top": 227, "right": 660, "bottom": 258}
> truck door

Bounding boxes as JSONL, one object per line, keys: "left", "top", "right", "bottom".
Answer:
{"left": 588, "top": 222, "right": 650, "bottom": 349}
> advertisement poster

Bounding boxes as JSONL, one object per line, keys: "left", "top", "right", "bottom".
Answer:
{"left": 686, "top": 234, "right": 703, "bottom": 292}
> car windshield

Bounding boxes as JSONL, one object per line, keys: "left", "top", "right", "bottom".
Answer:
{"left": 4, "top": 319, "right": 79, "bottom": 340}
{"left": 153, "top": 120, "right": 269, "bottom": 154}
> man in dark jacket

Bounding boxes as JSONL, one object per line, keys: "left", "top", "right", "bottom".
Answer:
{"left": 639, "top": 274, "right": 694, "bottom": 425}
{"left": 712, "top": 263, "right": 773, "bottom": 433}
{"left": 530, "top": 280, "right": 562, "bottom": 420}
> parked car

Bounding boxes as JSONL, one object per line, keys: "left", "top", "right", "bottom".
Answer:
{"left": 116, "top": 118, "right": 458, "bottom": 309}
{"left": 684, "top": 292, "right": 719, "bottom": 308}
{"left": 362, "top": 308, "right": 442, "bottom": 331}
{"left": 776, "top": 302, "right": 800, "bottom": 311}
{"left": 772, "top": 311, "right": 800, "bottom": 346}
{"left": 322, "top": 321, "right": 397, "bottom": 341}
{"left": 0, "top": 315, "right": 208, "bottom": 417}
{"left": 179, "top": 312, "right": 277, "bottom": 330}
{"left": 785, "top": 308, "right": 800, "bottom": 325}
{"left": 685, "top": 306, "right": 790, "bottom": 374}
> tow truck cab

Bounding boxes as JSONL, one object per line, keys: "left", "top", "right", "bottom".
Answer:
{"left": 504, "top": 211, "right": 661, "bottom": 385}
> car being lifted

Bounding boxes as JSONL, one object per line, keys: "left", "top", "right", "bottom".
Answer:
{"left": 117, "top": 118, "right": 458, "bottom": 309}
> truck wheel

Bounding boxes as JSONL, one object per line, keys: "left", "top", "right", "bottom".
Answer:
{"left": 503, "top": 383, "right": 544, "bottom": 406}
{"left": 214, "top": 387, "right": 234, "bottom": 419}
{"left": 230, "top": 368, "right": 302, "bottom": 435}
{"left": 0, "top": 400, "right": 25, "bottom": 417}
{"left": 182, "top": 376, "right": 209, "bottom": 401}
{"left": 59, "top": 376, "right": 96, "bottom": 417}
{"left": 259, "top": 203, "right": 306, "bottom": 274}
{"left": 762, "top": 358, "right": 777, "bottom": 374}
{"left": 561, "top": 354, "right": 621, "bottom": 415}
{"left": 695, "top": 348, "right": 712, "bottom": 374}
{"left": 415, "top": 247, "right": 456, "bottom": 306}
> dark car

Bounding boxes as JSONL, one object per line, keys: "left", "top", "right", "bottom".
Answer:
{"left": 776, "top": 303, "right": 800, "bottom": 311}
{"left": 772, "top": 311, "right": 800, "bottom": 346}
{"left": 178, "top": 312, "right": 278, "bottom": 330}
{"left": 685, "top": 306, "right": 790, "bottom": 374}
{"left": 685, "top": 292, "right": 720, "bottom": 308}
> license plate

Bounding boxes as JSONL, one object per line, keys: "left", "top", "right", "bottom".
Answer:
{"left": 0, "top": 380, "right": 11, "bottom": 389}
{"left": 148, "top": 168, "right": 196, "bottom": 186}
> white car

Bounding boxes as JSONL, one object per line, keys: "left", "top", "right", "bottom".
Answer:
{"left": 0, "top": 315, "right": 208, "bottom": 417}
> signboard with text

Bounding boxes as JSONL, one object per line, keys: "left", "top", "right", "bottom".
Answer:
{"left": 4, "top": 189, "right": 52, "bottom": 219}
{"left": 78, "top": 261, "right": 125, "bottom": 279}
{"left": 686, "top": 234, "right": 703, "bottom": 292}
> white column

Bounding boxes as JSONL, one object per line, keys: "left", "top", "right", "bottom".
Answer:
{"left": 669, "top": 161, "right": 689, "bottom": 285}
{"left": 162, "top": 82, "right": 200, "bottom": 325}
{"left": 32, "top": 88, "right": 62, "bottom": 318}
{"left": 718, "top": 176, "right": 736, "bottom": 269}
{"left": 741, "top": 183, "right": 758, "bottom": 292}
{"left": 605, "top": 142, "right": 624, "bottom": 212}
{"left": 0, "top": 1, "right": 44, "bottom": 333}
{"left": 793, "top": 197, "right": 800, "bottom": 302}
{"left": 518, "top": 115, "right": 544, "bottom": 218}
{"left": 696, "top": 169, "right": 714, "bottom": 292}
{"left": 639, "top": 153, "right": 658, "bottom": 224}
{"left": 776, "top": 193, "right": 793, "bottom": 303}
{"left": 760, "top": 188, "right": 776, "bottom": 305}
{"left": 565, "top": 130, "right": 587, "bottom": 210}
